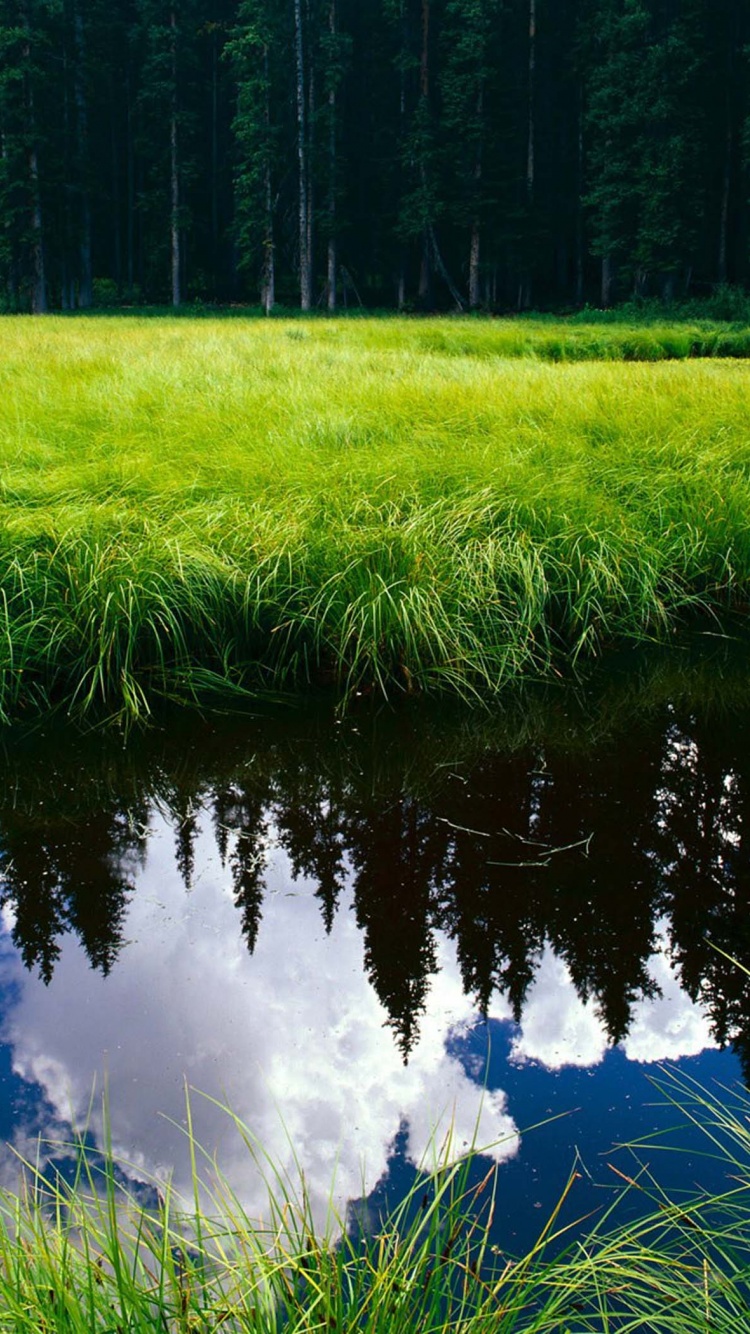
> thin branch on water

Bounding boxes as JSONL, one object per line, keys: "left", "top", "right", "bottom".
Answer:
{"left": 489, "top": 833, "right": 593, "bottom": 868}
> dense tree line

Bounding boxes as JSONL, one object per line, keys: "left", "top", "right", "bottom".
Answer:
{"left": 0, "top": 0, "right": 748, "bottom": 313}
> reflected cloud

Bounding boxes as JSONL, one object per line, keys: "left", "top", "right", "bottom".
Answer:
{"left": 508, "top": 948, "right": 607, "bottom": 1070}
{"left": 625, "top": 928, "right": 716, "bottom": 1064}
{"left": 0, "top": 816, "right": 519, "bottom": 1227}
{"left": 507, "top": 935, "right": 717, "bottom": 1071}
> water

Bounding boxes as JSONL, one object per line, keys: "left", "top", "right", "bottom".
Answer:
{"left": 0, "top": 657, "right": 748, "bottom": 1254}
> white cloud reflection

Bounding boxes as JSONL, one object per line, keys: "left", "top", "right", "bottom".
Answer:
{"left": 510, "top": 931, "right": 716, "bottom": 1071}
{"left": 0, "top": 817, "right": 720, "bottom": 1228}
{"left": 0, "top": 815, "right": 518, "bottom": 1226}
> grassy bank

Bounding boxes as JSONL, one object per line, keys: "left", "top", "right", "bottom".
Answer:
{"left": 2, "top": 315, "right": 750, "bottom": 720}
{"left": 3, "top": 1073, "right": 750, "bottom": 1333}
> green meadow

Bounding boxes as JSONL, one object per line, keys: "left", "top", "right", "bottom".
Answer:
{"left": 2, "top": 314, "right": 750, "bottom": 721}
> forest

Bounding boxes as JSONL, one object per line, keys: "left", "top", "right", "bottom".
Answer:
{"left": 0, "top": 0, "right": 747, "bottom": 315}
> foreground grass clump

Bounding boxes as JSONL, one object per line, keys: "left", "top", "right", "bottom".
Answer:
{"left": 3, "top": 1074, "right": 750, "bottom": 1334}
{"left": 2, "top": 316, "right": 750, "bottom": 719}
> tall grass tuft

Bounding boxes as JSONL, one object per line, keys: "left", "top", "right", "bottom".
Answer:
{"left": 2, "top": 1075, "right": 750, "bottom": 1333}
{"left": 3, "top": 316, "right": 750, "bottom": 719}
{"left": 0, "top": 1101, "right": 573, "bottom": 1334}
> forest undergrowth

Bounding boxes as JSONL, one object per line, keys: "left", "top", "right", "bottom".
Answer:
{"left": 2, "top": 314, "right": 750, "bottom": 722}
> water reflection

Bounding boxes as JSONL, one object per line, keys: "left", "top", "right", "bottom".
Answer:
{"left": 1, "top": 823, "right": 520, "bottom": 1228}
{"left": 0, "top": 664, "right": 748, "bottom": 1238}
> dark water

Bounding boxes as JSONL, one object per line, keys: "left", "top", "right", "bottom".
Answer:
{"left": 1, "top": 653, "right": 749, "bottom": 1254}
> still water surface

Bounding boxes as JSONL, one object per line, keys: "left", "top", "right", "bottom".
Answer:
{"left": 0, "top": 662, "right": 748, "bottom": 1252}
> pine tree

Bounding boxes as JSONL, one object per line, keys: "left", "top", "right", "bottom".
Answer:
{"left": 229, "top": 0, "right": 288, "bottom": 309}
{"left": 440, "top": 0, "right": 502, "bottom": 307}
{"left": 583, "top": 0, "right": 707, "bottom": 302}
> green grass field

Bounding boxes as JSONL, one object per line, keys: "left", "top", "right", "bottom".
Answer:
{"left": 2, "top": 314, "right": 750, "bottom": 721}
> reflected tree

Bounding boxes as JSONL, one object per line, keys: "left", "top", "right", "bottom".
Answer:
{"left": 346, "top": 794, "right": 438, "bottom": 1061}
{"left": 655, "top": 711, "right": 750, "bottom": 1080}
{"left": 4, "top": 671, "right": 750, "bottom": 1069}
{"left": 210, "top": 782, "right": 270, "bottom": 955}
{"left": 0, "top": 802, "right": 148, "bottom": 981}
{"left": 271, "top": 761, "right": 347, "bottom": 933}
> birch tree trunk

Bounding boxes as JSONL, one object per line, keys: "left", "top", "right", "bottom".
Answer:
{"left": 294, "top": 0, "right": 312, "bottom": 309}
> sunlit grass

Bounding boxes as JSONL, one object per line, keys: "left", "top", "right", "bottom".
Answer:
{"left": 2, "top": 1072, "right": 750, "bottom": 1333}
{"left": 1, "top": 315, "right": 750, "bottom": 720}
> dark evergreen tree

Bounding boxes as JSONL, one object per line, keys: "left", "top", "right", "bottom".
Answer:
{"left": 440, "top": 0, "right": 502, "bottom": 307}
{"left": 229, "top": 0, "right": 288, "bottom": 309}
{"left": 583, "top": 0, "right": 707, "bottom": 302}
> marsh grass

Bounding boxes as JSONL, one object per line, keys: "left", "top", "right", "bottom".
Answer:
{"left": 3, "top": 1075, "right": 750, "bottom": 1333}
{"left": 2, "top": 315, "right": 750, "bottom": 720}
{"left": 0, "top": 1102, "right": 576, "bottom": 1334}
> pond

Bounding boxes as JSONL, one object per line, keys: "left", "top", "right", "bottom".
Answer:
{"left": 0, "top": 648, "right": 748, "bottom": 1256}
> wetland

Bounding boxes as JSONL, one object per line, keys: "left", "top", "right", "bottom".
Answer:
{"left": 1, "top": 651, "right": 748, "bottom": 1254}
{"left": 3, "top": 315, "right": 750, "bottom": 1329}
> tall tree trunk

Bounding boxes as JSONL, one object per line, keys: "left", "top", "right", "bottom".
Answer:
{"left": 526, "top": 0, "right": 535, "bottom": 202}
{"left": 326, "top": 0, "right": 337, "bottom": 311}
{"left": 294, "top": 0, "right": 311, "bottom": 309}
{"left": 518, "top": 0, "right": 535, "bottom": 310}
{"left": 718, "top": 114, "right": 732, "bottom": 285}
{"left": 575, "top": 88, "right": 584, "bottom": 306}
{"left": 211, "top": 21, "right": 219, "bottom": 295}
{"left": 418, "top": 0, "right": 431, "bottom": 306}
{"left": 469, "top": 83, "right": 484, "bottom": 310}
{"left": 62, "top": 29, "right": 73, "bottom": 308}
{"left": 170, "top": 7, "right": 181, "bottom": 308}
{"left": 262, "top": 45, "right": 275, "bottom": 315}
{"left": 28, "top": 131, "right": 45, "bottom": 311}
{"left": 111, "top": 96, "right": 121, "bottom": 293}
{"left": 469, "top": 223, "right": 480, "bottom": 309}
{"left": 396, "top": 0, "right": 406, "bottom": 308}
{"left": 263, "top": 162, "right": 275, "bottom": 315}
{"left": 420, "top": 0, "right": 429, "bottom": 101}
{"left": 306, "top": 4, "right": 315, "bottom": 302}
{"left": 22, "top": 3, "right": 46, "bottom": 314}
{"left": 73, "top": 0, "right": 92, "bottom": 308}
{"left": 1, "top": 128, "right": 17, "bottom": 308}
{"left": 601, "top": 254, "right": 613, "bottom": 307}
{"left": 126, "top": 66, "right": 134, "bottom": 298}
